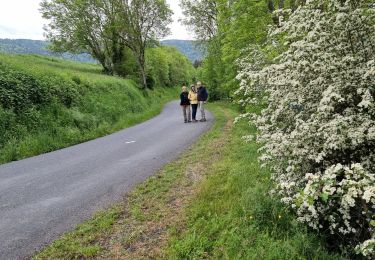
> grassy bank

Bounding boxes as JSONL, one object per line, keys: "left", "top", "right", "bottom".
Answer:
{"left": 166, "top": 105, "right": 343, "bottom": 259}
{"left": 0, "top": 54, "right": 178, "bottom": 164}
{"left": 34, "top": 103, "right": 341, "bottom": 259}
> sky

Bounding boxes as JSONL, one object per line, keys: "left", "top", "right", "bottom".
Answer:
{"left": 0, "top": 0, "right": 192, "bottom": 40}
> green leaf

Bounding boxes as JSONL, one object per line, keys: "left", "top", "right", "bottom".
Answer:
{"left": 320, "top": 193, "right": 329, "bottom": 203}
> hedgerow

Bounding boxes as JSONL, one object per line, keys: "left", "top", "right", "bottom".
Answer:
{"left": 0, "top": 54, "right": 179, "bottom": 164}
{"left": 237, "top": 0, "right": 375, "bottom": 257}
{"left": 0, "top": 63, "right": 79, "bottom": 111}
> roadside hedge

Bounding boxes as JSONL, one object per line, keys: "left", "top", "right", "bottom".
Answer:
{"left": 0, "top": 63, "right": 79, "bottom": 112}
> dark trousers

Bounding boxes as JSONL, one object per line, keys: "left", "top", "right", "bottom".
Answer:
{"left": 191, "top": 104, "right": 198, "bottom": 120}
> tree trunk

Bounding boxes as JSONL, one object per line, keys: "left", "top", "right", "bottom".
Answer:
{"left": 139, "top": 62, "right": 147, "bottom": 89}
{"left": 91, "top": 49, "right": 113, "bottom": 75}
{"left": 138, "top": 45, "right": 147, "bottom": 89}
{"left": 99, "top": 58, "right": 113, "bottom": 75}
{"left": 111, "top": 32, "right": 125, "bottom": 76}
{"left": 137, "top": 51, "right": 147, "bottom": 89}
{"left": 127, "top": 46, "right": 147, "bottom": 89}
{"left": 112, "top": 47, "right": 124, "bottom": 76}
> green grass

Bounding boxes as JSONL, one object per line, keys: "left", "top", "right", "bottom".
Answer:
{"left": 33, "top": 207, "right": 121, "bottom": 259}
{"left": 33, "top": 103, "right": 230, "bottom": 259}
{"left": 166, "top": 104, "right": 343, "bottom": 259}
{"left": 33, "top": 103, "right": 342, "bottom": 259}
{"left": 0, "top": 53, "right": 179, "bottom": 164}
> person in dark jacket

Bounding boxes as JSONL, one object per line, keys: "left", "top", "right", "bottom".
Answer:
{"left": 196, "top": 81, "right": 208, "bottom": 122}
{"left": 180, "top": 85, "right": 191, "bottom": 123}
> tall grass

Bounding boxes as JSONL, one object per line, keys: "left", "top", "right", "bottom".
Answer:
{"left": 0, "top": 53, "right": 179, "bottom": 164}
{"left": 166, "top": 103, "right": 344, "bottom": 259}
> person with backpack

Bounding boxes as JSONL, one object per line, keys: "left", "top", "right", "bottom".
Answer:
{"left": 196, "top": 81, "right": 208, "bottom": 122}
{"left": 180, "top": 85, "right": 191, "bottom": 123}
{"left": 188, "top": 85, "right": 198, "bottom": 122}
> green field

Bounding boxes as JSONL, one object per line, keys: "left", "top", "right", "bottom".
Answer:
{"left": 0, "top": 53, "right": 179, "bottom": 164}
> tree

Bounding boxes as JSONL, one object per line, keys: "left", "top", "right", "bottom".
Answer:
{"left": 179, "top": 0, "right": 218, "bottom": 41}
{"left": 179, "top": 0, "right": 274, "bottom": 99}
{"left": 41, "top": 0, "right": 173, "bottom": 87}
{"left": 237, "top": 0, "right": 375, "bottom": 257}
{"left": 180, "top": 0, "right": 307, "bottom": 100}
{"left": 146, "top": 45, "right": 196, "bottom": 88}
{"left": 179, "top": 0, "right": 224, "bottom": 99}
{"left": 217, "top": 0, "right": 270, "bottom": 94}
{"left": 117, "top": 0, "right": 172, "bottom": 89}
{"left": 40, "top": 0, "right": 126, "bottom": 75}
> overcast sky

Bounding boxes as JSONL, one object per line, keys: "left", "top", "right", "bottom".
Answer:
{"left": 0, "top": 0, "right": 192, "bottom": 40}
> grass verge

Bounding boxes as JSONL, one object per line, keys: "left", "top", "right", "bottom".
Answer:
{"left": 34, "top": 103, "right": 342, "bottom": 259}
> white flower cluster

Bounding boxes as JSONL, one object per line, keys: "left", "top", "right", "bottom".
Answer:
{"left": 236, "top": 0, "right": 375, "bottom": 257}
{"left": 356, "top": 238, "right": 375, "bottom": 258}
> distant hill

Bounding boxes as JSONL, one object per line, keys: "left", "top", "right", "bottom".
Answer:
{"left": 161, "top": 40, "right": 204, "bottom": 62}
{"left": 0, "top": 39, "right": 96, "bottom": 63}
{"left": 0, "top": 38, "right": 204, "bottom": 64}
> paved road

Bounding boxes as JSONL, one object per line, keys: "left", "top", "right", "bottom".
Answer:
{"left": 0, "top": 101, "right": 213, "bottom": 259}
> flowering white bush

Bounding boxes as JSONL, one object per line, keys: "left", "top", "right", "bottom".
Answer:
{"left": 236, "top": 0, "right": 375, "bottom": 257}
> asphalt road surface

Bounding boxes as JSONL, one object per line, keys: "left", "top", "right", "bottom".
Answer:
{"left": 0, "top": 101, "right": 213, "bottom": 259}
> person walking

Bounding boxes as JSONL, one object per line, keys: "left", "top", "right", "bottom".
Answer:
{"left": 180, "top": 85, "right": 191, "bottom": 123}
{"left": 196, "top": 81, "right": 208, "bottom": 122}
{"left": 188, "top": 85, "right": 198, "bottom": 122}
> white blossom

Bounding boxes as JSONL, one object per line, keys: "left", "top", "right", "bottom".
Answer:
{"left": 237, "top": 0, "right": 375, "bottom": 257}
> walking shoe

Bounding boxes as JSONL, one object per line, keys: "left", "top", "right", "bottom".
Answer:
{"left": 200, "top": 118, "right": 206, "bottom": 122}
{"left": 192, "top": 119, "right": 198, "bottom": 123}
{"left": 184, "top": 120, "right": 188, "bottom": 123}
{"left": 188, "top": 120, "right": 192, "bottom": 123}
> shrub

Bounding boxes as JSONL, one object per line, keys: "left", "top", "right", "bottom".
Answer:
{"left": 0, "top": 107, "right": 16, "bottom": 146}
{"left": 0, "top": 65, "right": 49, "bottom": 111}
{"left": 0, "top": 64, "right": 79, "bottom": 110}
{"left": 0, "top": 61, "right": 80, "bottom": 151}
{"left": 237, "top": 0, "right": 375, "bottom": 257}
